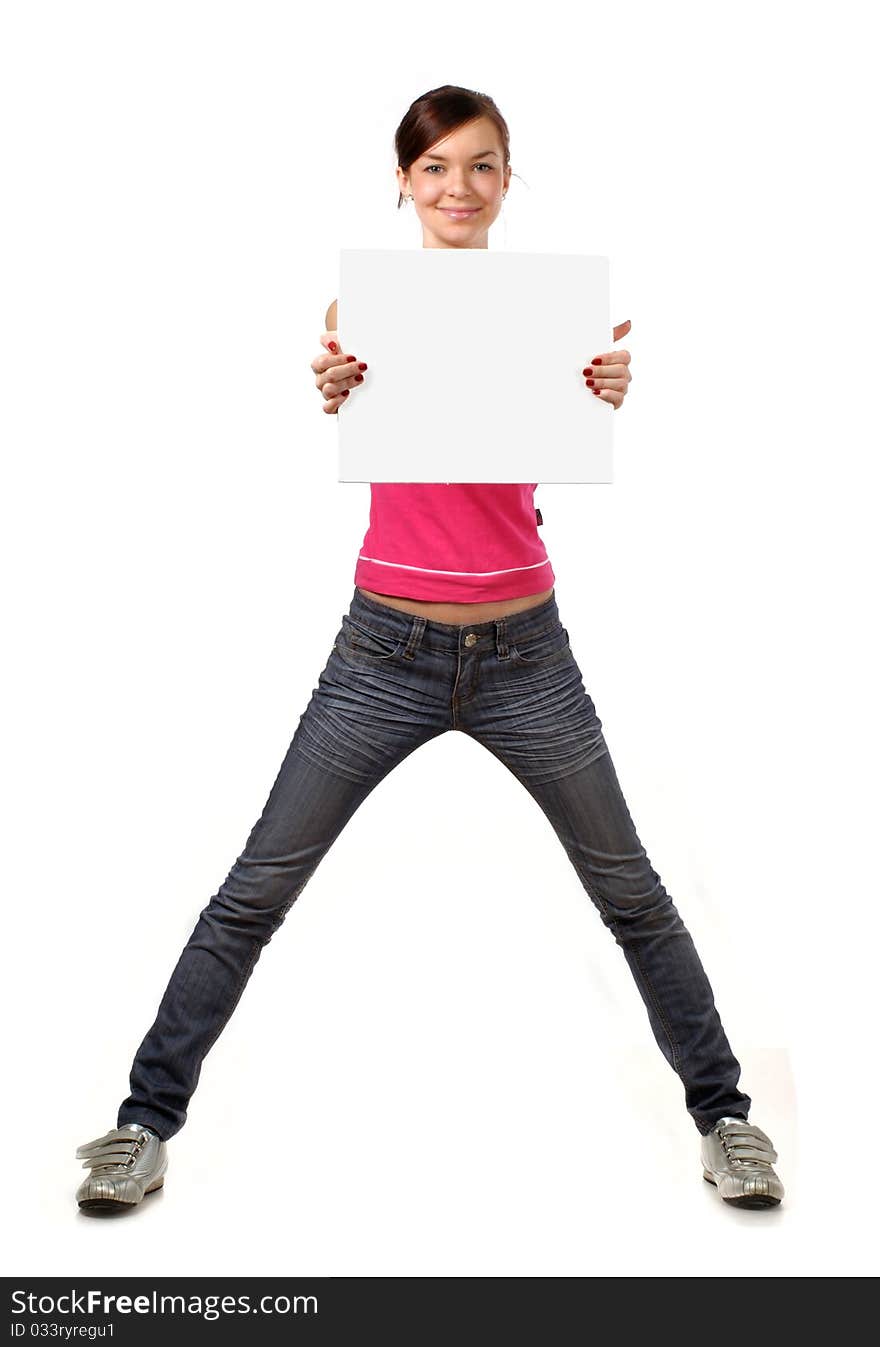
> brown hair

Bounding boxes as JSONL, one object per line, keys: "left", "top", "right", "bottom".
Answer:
{"left": 394, "top": 84, "right": 522, "bottom": 210}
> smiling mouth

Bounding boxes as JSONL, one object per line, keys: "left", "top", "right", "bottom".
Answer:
{"left": 439, "top": 207, "right": 480, "bottom": 215}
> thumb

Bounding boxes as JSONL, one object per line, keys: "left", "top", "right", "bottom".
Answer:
{"left": 321, "top": 329, "right": 341, "bottom": 354}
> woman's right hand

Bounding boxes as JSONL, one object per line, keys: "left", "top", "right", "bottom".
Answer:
{"left": 311, "top": 331, "right": 368, "bottom": 415}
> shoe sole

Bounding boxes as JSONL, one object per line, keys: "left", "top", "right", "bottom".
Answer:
{"left": 702, "top": 1168, "right": 781, "bottom": 1208}
{"left": 77, "top": 1176, "right": 165, "bottom": 1211}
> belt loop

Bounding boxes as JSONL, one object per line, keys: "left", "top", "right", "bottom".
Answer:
{"left": 494, "top": 616, "right": 509, "bottom": 660}
{"left": 402, "top": 615, "right": 427, "bottom": 661}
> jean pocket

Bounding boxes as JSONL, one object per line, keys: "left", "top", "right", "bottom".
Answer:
{"left": 508, "top": 622, "right": 571, "bottom": 666}
{"left": 337, "top": 614, "right": 404, "bottom": 664}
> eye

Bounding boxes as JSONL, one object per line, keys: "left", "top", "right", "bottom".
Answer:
{"left": 423, "top": 163, "right": 495, "bottom": 173}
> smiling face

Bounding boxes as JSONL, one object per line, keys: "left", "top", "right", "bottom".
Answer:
{"left": 397, "top": 114, "right": 511, "bottom": 250}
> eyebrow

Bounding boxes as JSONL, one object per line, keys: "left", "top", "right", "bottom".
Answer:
{"left": 422, "top": 149, "right": 500, "bottom": 162}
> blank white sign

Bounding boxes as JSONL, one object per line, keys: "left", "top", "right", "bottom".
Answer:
{"left": 336, "top": 249, "right": 613, "bottom": 484}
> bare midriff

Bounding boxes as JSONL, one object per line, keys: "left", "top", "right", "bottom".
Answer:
{"left": 356, "top": 585, "right": 555, "bottom": 625}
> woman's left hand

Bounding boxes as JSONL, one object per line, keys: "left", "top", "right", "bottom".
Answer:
{"left": 583, "top": 318, "right": 632, "bottom": 410}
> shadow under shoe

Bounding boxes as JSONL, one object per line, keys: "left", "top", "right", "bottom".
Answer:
{"left": 76, "top": 1124, "right": 168, "bottom": 1211}
{"left": 700, "top": 1116, "right": 784, "bottom": 1208}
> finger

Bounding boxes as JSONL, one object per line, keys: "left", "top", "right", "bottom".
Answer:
{"left": 583, "top": 363, "right": 629, "bottom": 381}
{"left": 612, "top": 318, "right": 631, "bottom": 342}
{"left": 312, "top": 350, "right": 355, "bottom": 382}
{"left": 313, "top": 330, "right": 354, "bottom": 368}
{"left": 585, "top": 349, "right": 631, "bottom": 369}
{"left": 322, "top": 391, "right": 349, "bottom": 414}
{"left": 312, "top": 351, "right": 351, "bottom": 375}
{"left": 596, "top": 387, "right": 624, "bottom": 409}
{"left": 320, "top": 357, "right": 368, "bottom": 398}
{"left": 319, "top": 366, "right": 359, "bottom": 397}
{"left": 585, "top": 378, "right": 628, "bottom": 394}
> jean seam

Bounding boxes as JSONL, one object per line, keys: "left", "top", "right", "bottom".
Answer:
{"left": 338, "top": 624, "right": 402, "bottom": 666}
{"left": 508, "top": 642, "right": 572, "bottom": 670}
{"left": 630, "top": 941, "right": 682, "bottom": 1073}
{"left": 198, "top": 937, "right": 263, "bottom": 1065}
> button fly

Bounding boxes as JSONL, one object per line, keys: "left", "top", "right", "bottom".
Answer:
{"left": 464, "top": 632, "right": 478, "bottom": 647}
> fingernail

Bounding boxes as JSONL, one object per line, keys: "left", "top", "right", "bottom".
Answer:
{"left": 592, "top": 387, "right": 600, "bottom": 395}
{"left": 342, "top": 389, "right": 349, "bottom": 396}
{"left": 582, "top": 367, "right": 593, "bottom": 376}
{"left": 357, "top": 362, "right": 367, "bottom": 371}
{"left": 355, "top": 373, "right": 364, "bottom": 382}
{"left": 592, "top": 357, "right": 602, "bottom": 365}
{"left": 585, "top": 378, "right": 595, "bottom": 386}
{"left": 346, "top": 355, "right": 357, "bottom": 362}
{"left": 329, "top": 342, "right": 337, "bottom": 352}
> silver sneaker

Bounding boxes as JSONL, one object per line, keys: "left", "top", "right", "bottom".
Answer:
{"left": 76, "top": 1124, "right": 168, "bottom": 1210}
{"left": 701, "top": 1115, "right": 784, "bottom": 1208}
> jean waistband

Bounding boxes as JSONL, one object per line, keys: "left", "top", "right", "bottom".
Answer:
{"left": 347, "top": 585, "right": 562, "bottom": 657}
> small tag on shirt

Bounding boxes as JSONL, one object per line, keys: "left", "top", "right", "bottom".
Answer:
{"left": 535, "top": 507, "right": 543, "bottom": 526}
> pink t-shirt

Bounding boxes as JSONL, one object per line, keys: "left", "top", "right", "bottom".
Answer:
{"left": 353, "top": 482, "right": 555, "bottom": 602}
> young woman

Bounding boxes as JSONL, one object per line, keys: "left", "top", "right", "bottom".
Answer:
{"left": 75, "top": 85, "right": 783, "bottom": 1213}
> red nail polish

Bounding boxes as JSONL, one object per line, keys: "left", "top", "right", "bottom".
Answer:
{"left": 592, "top": 357, "right": 602, "bottom": 365}
{"left": 357, "top": 362, "right": 367, "bottom": 371}
{"left": 355, "top": 373, "right": 363, "bottom": 382}
{"left": 346, "top": 355, "right": 357, "bottom": 362}
{"left": 583, "top": 367, "right": 593, "bottom": 376}
{"left": 585, "top": 378, "right": 595, "bottom": 386}
{"left": 329, "top": 342, "right": 338, "bottom": 351}
{"left": 342, "top": 389, "right": 349, "bottom": 396}
{"left": 592, "top": 387, "right": 600, "bottom": 395}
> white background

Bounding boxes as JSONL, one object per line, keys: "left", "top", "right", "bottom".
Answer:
{"left": 3, "top": 0, "right": 877, "bottom": 1279}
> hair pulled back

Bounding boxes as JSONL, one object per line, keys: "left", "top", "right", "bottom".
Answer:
{"left": 394, "top": 84, "right": 512, "bottom": 209}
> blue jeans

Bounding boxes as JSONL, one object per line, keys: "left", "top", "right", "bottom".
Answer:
{"left": 118, "top": 586, "right": 751, "bottom": 1140}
